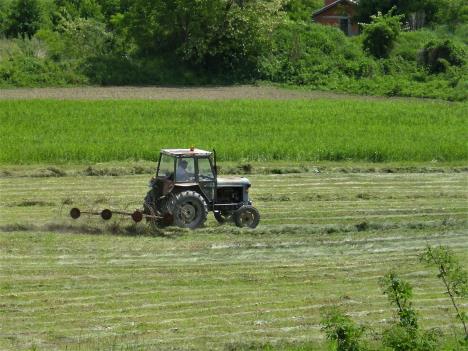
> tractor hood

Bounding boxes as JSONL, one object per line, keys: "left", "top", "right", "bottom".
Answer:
{"left": 216, "top": 177, "right": 251, "bottom": 187}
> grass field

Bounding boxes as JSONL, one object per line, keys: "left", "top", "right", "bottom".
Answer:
{"left": 0, "top": 99, "right": 466, "bottom": 164}
{"left": 0, "top": 91, "right": 466, "bottom": 349}
{"left": 1, "top": 170, "right": 467, "bottom": 350}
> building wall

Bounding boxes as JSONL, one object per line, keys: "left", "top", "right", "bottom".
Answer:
{"left": 313, "top": 3, "right": 359, "bottom": 36}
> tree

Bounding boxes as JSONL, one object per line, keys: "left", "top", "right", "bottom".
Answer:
{"left": 6, "top": 0, "right": 43, "bottom": 38}
{"left": 0, "top": 1, "right": 11, "bottom": 36}
{"left": 362, "top": 9, "right": 402, "bottom": 58}
{"left": 54, "top": 0, "right": 104, "bottom": 21}
{"left": 282, "top": 0, "right": 322, "bottom": 21}
{"left": 357, "top": 0, "right": 440, "bottom": 27}
{"left": 436, "top": 0, "right": 468, "bottom": 32}
{"left": 123, "top": 0, "right": 285, "bottom": 76}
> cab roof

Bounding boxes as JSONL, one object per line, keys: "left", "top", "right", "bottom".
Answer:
{"left": 160, "top": 148, "right": 212, "bottom": 157}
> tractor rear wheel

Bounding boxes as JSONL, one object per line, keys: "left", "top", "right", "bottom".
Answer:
{"left": 234, "top": 206, "right": 260, "bottom": 229}
{"left": 214, "top": 210, "right": 233, "bottom": 224}
{"left": 143, "top": 191, "right": 155, "bottom": 215}
{"left": 171, "top": 191, "right": 208, "bottom": 229}
{"left": 143, "top": 190, "right": 173, "bottom": 227}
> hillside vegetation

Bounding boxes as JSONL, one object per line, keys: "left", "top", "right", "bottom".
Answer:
{"left": 0, "top": 99, "right": 466, "bottom": 164}
{"left": 0, "top": 0, "right": 466, "bottom": 100}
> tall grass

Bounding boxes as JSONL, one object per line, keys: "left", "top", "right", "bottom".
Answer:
{"left": 0, "top": 99, "right": 466, "bottom": 164}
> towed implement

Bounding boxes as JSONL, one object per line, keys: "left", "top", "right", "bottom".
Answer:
{"left": 70, "top": 147, "right": 260, "bottom": 229}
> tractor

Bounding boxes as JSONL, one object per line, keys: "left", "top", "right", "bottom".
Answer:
{"left": 143, "top": 148, "right": 260, "bottom": 229}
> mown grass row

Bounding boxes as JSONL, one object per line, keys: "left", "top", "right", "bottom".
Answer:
{"left": 1, "top": 172, "right": 467, "bottom": 350}
{"left": 0, "top": 99, "right": 466, "bottom": 164}
{"left": 1, "top": 173, "right": 466, "bottom": 227}
{"left": 1, "top": 228, "right": 467, "bottom": 350}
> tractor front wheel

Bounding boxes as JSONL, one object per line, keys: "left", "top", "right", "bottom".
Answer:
{"left": 234, "top": 206, "right": 260, "bottom": 229}
{"left": 171, "top": 191, "right": 208, "bottom": 229}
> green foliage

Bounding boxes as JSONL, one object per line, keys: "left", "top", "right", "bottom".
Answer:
{"left": 378, "top": 271, "right": 442, "bottom": 350}
{"left": 0, "top": 37, "right": 86, "bottom": 86}
{"left": 382, "top": 325, "right": 441, "bottom": 351}
{"left": 362, "top": 10, "right": 403, "bottom": 58}
{"left": 436, "top": 0, "right": 468, "bottom": 32}
{"left": 357, "top": 0, "right": 440, "bottom": 26}
{"left": 260, "top": 22, "right": 373, "bottom": 84}
{"left": 55, "top": 15, "right": 110, "bottom": 59}
{"left": 320, "top": 307, "right": 364, "bottom": 351}
{"left": 282, "top": 0, "right": 322, "bottom": 21}
{"left": 53, "top": 0, "right": 104, "bottom": 21}
{"left": 5, "top": 0, "right": 43, "bottom": 38}
{"left": 380, "top": 272, "right": 418, "bottom": 329}
{"left": 123, "top": 0, "right": 284, "bottom": 77}
{"left": 0, "top": 1, "right": 12, "bottom": 36}
{"left": 420, "top": 39, "right": 466, "bottom": 74}
{"left": 420, "top": 246, "right": 468, "bottom": 339}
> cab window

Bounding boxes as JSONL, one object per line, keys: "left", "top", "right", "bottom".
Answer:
{"left": 158, "top": 154, "right": 174, "bottom": 178}
{"left": 198, "top": 158, "right": 214, "bottom": 180}
{"left": 176, "top": 158, "right": 195, "bottom": 182}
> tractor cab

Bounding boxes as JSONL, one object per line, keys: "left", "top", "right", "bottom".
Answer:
{"left": 144, "top": 148, "right": 260, "bottom": 229}
{"left": 155, "top": 148, "right": 217, "bottom": 202}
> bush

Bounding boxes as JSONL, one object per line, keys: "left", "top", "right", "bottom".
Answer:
{"left": 420, "top": 39, "right": 466, "bottom": 73}
{"left": 320, "top": 307, "right": 365, "bottom": 351}
{"left": 362, "top": 10, "right": 403, "bottom": 58}
{"left": 259, "top": 22, "right": 373, "bottom": 85}
{"left": 382, "top": 325, "right": 441, "bottom": 351}
{"left": 0, "top": 38, "right": 87, "bottom": 87}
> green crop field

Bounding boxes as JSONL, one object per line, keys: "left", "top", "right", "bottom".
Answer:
{"left": 1, "top": 170, "right": 467, "bottom": 350}
{"left": 0, "top": 99, "right": 466, "bottom": 164}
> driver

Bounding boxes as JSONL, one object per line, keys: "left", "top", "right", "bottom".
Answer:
{"left": 176, "top": 159, "right": 189, "bottom": 181}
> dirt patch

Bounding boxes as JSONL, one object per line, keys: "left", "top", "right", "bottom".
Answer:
{"left": 0, "top": 85, "right": 424, "bottom": 101}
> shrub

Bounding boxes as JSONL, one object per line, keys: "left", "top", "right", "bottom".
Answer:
{"left": 259, "top": 22, "right": 371, "bottom": 85}
{"left": 320, "top": 307, "right": 365, "bottom": 351}
{"left": 382, "top": 325, "right": 441, "bottom": 351}
{"left": 362, "top": 10, "right": 403, "bottom": 58}
{"left": 420, "top": 39, "right": 466, "bottom": 73}
{"left": 379, "top": 271, "right": 441, "bottom": 350}
{"left": 420, "top": 246, "right": 468, "bottom": 340}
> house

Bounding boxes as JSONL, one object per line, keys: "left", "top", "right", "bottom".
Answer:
{"left": 312, "top": 0, "right": 359, "bottom": 36}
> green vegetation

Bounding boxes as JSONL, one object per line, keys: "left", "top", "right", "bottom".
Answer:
{"left": 420, "top": 246, "right": 468, "bottom": 340}
{"left": 0, "top": 0, "right": 466, "bottom": 100}
{"left": 0, "top": 99, "right": 466, "bottom": 164}
{"left": 1, "top": 171, "right": 467, "bottom": 350}
{"left": 318, "top": 249, "right": 467, "bottom": 351}
{"left": 362, "top": 10, "right": 403, "bottom": 59}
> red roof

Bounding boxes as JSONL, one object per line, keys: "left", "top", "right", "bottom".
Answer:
{"left": 312, "top": 0, "right": 358, "bottom": 17}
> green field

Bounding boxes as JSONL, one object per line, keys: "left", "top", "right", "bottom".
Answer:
{"left": 0, "top": 93, "right": 467, "bottom": 350}
{"left": 1, "top": 170, "right": 467, "bottom": 350}
{"left": 0, "top": 99, "right": 466, "bottom": 164}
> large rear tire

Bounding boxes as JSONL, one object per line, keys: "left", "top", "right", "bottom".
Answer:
{"left": 143, "top": 190, "right": 173, "bottom": 227}
{"left": 143, "top": 191, "right": 155, "bottom": 215}
{"left": 171, "top": 191, "right": 208, "bottom": 229}
{"left": 234, "top": 206, "right": 260, "bottom": 229}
